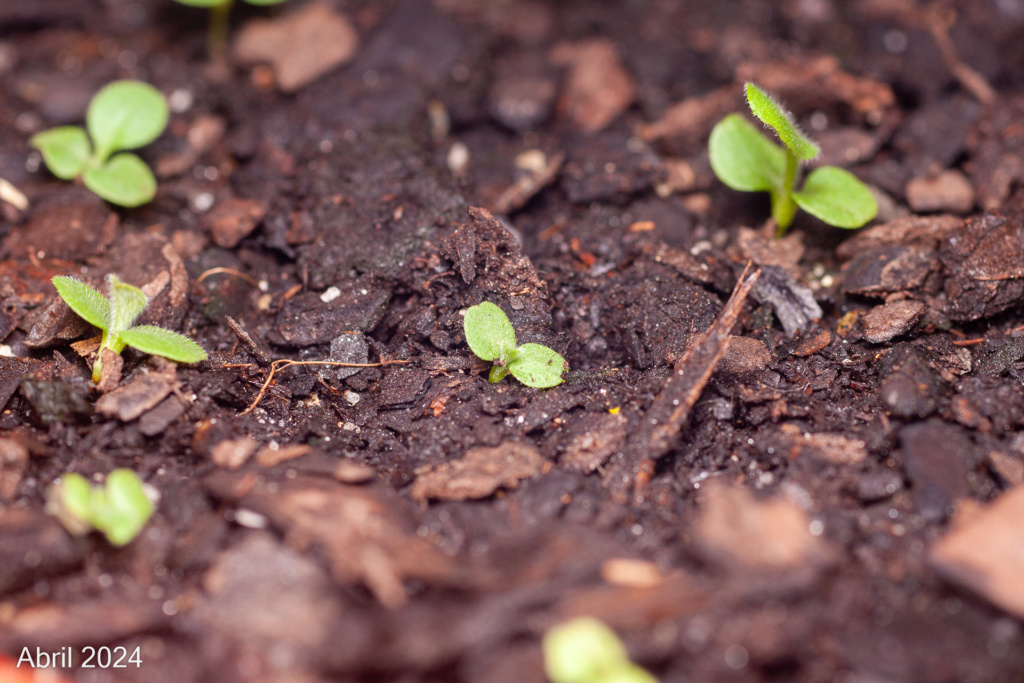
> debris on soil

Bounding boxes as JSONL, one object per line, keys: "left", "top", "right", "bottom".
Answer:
{"left": 931, "top": 486, "right": 1024, "bottom": 619}
{"left": 233, "top": 1, "right": 360, "bottom": 92}
{"left": 693, "top": 480, "right": 833, "bottom": 579}
{"left": 906, "top": 170, "right": 975, "bottom": 214}
{"left": 411, "top": 441, "right": 545, "bottom": 501}
{"left": 859, "top": 299, "right": 927, "bottom": 343}
{"left": 549, "top": 39, "right": 635, "bottom": 133}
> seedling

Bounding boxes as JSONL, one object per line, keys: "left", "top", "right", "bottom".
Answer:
{"left": 46, "top": 470, "right": 156, "bottom": 546}
{"left": 174, "top": 0, "right": 290, "bottom": 60}
{"left": 709, "top": 82, "right": 877, "bottom": 238}
{"left": 543, "top": 617, "right": 658, "bottom": 683}
{"left": 52, "top": 274, "right": 207, "bottom": 383}
{"left": 30, "top": 80, "right": 168, "bottom": 207}
{"left": 464, "top": 302, "right": 566, "bottom": 388}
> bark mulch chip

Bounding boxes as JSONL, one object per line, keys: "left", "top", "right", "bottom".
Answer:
{"left": 7, "top": 1, "right": 1024, "bottom": 681}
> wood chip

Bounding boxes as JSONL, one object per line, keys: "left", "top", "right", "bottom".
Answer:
{"left": 931, "top": 486, "right": 1024, "bottom": 619}
{"left": 860, "top": 299, "right": 926, "bottom": 344}
{"left": 694, "top": 481, "right": 830, "bottom": 574}
{"left": 211, "top": 437, "right": 259, "bottom": 470}
{"left": 549, "top": 39, "right": 635, "bottom": 132}
{"left": 906, "top": 170, "right": 975, "bottom": 214}
{"left": 600, "top": 558, "right": 666, "bottom": 588}
{"left": 233, "top": 1, "right": 359, "bottom": 92}
{"left": 94, "top": 368, "right": 173, "bottom": 421}
{"left": 410, "top": 442, "right": 544, "bottom": 502}
{"left": 256, "top": 443, "right": 311, "bottom": 467}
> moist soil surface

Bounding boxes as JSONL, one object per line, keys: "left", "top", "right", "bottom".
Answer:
{"left": 3, "top": 1, "right": 1024, "bottom": 681}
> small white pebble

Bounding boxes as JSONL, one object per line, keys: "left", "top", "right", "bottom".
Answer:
{"left": 320, "top": 286, "right": 341, "bottom": 303}
{"left": 344, "top": 390, "right": 360, "bottom": 406}
{"left": 168, "top": 88, "right": 194, "bottom": 114}
{"left": 447, "top": 142, "right": 470, "bottom": 176}
{"left": 192, "top": 192, "right": 214, "bottom": 213}
{"left": 233, "top": 509, "right": 268, "bottom": 529}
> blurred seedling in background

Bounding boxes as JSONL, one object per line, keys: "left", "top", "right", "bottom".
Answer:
{"left": 543, "top": 617, "right": 658, "bottom": 683}
{"left": 30, "top": 80, "right": 168, "bottom": 207}
{"left": 174, "top": 0, "right": 289, "bottom": 63}
{"left": 52, "top": 275, "right": 207, "bottom": 383}
{"left": 464, "top": 301, "right": 567, "bottom": 388}
{"left": 709, "top": 82, "right": 877, "bottom": 238}
{"left": 47, "top": 470, "right": 156, "bottom": 546}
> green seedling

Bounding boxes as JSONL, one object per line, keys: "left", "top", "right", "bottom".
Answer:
{"left": 709, "top": 82, "right": 877, "bottom": 238}
{"left": 174, "top": 0, "right": 290, "bottom": 60}
{"left": 46, "top": 470, "right": 156, "bottom": 546}
{"left": 543, "top": 617, "right": 658, "bottom": 683}
{"left": 52, "top": 274, "right": 207, "bottom": 383}
{"left": 30, "top": 80, "right": 168, "bottom": 207}
{"left": 464, "top": 301, "right": 567, "bottom": 388}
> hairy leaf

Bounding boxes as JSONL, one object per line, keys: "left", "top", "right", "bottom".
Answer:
{"left": 82, "top": 153, "right": 158, "bottom": 207}
{"left": 46, "top": 473, "right": 95, "bottom": 537}
{"left": 464, "top": 302, "right": 517, "bottom": 362}
{"left": 508, "top": 343, "right": 566, "bottom": 388}
{"left": 544, "top": 617, "right": 631, "bottom": 683}
{"left": 30, "top": 126, "right": 91, "bottom": 180}
{"left": 488, "top": 364, "right": 509, "bottom": 383}
{"left": 792, "top": 166, "right": 878, "bottom": 229}
{"left": 52, "top": 276, "right": 111, "bottom": 330}
{"left": 106, "top": 276, "right": 149, "bottom": 338}
{"left": 87, "top": 81, "right": 168, "bottom": 161}
{"left": 709, "top": 114, "right": 786, "bottom": 193}
{"left": 90, "top": 469, "right": 154, "bottom": 547}
{"left": 745, "top": 82, "right": 819, "bottom": 161}
{"left": 120, "top": 325, "right": 208, "bottom": 364}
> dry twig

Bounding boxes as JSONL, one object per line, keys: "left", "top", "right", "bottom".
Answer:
{"left": 223, "top": 358, "right": 411, "bottom": 415}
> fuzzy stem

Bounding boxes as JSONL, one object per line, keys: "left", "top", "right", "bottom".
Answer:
{"left": 772, "top": 150, "right": 799, "bottom": 238}
{"left": 208, "top": 0, "right": 233, "bottom": 64}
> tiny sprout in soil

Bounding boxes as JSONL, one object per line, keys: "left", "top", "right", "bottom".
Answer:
{"left": 53, "top": 275, "right": 207, "bottom": 383}
{"left": 174, "top": 0, "right": 290, "bottom": 60}
{"left": 30, "top": 80, "right": 168, "bottom": 207}
{"left": 46, "top": 470, "right": 156, "bottom": 547}
{"left": 464, "top": 301, "right": 566, "bottom": 388}
{"left": 709, "top": 82, "right": 877, "bottom": 238}
{"left": 543, "top": 617, "right": 658, "bottom": 683}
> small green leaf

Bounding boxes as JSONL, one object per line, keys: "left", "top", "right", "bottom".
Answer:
{"left": 30, "top": 126, "right": 91, "bottom": 180}
{"left": 605, "top": 664, "right": 660, "bottom": 683}
{"left": 745, "top": 82, "right": 819, "bottom": 161}
{"left": 106, "top": 275, "right": 149, "bottom": 339}
{"left": 708, "top": 114, "right": 787, "bottom": 193}
{"left": 87, "top": 80, "right": 168, "bottom": 161}
{"left": 45, "top": 473, "right": 95, "bottom": 537}
{"left": 90, "top": 469, "right": 154, "bottom": 547}
{"left": 52, "top": 276, "right": 111, "bottom": 330}
{"left": 507, "top": 343, "right": 566, "bottom": 388}
{"left": 82, "top": 153, "right": 158, "bottom": 207}
{"left": 544, "top": 617, "right": 631, "bottom": 683}
{"left": 121, "top": 325, "right": 208, "bottom": 364}
{"left": 464, "top": 302, "right": 517, "bottom": 362}
{"left": 488, "top": 364, "right": 509, "bottom": 383}
{"left": 792, "top": 166, "right": 878, "bottom": 229}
